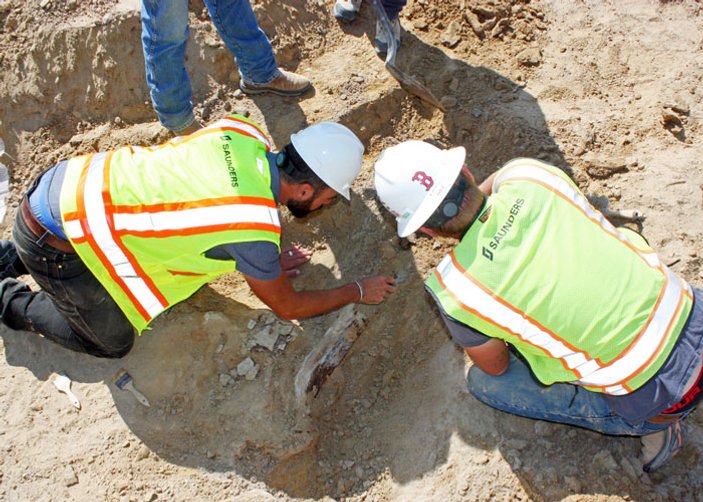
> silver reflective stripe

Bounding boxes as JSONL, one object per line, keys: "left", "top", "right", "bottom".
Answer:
{"left": 82, "top": 153, "right": 165, "bottom": 318}
{"left": 438, "top": 253, "right": 687, "bottom": 392}
{"left": 207, "top": 118, "right": 271, "bottom": 149}
{"left": 495, "top": 160, "right": 661, "bottom": 268}
{"left": 112, "top": 204, "right": 280, "bottom": 232}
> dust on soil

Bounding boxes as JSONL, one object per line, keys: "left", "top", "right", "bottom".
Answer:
{"left": 2, "top": 0, "right": 703, "bottom": 501}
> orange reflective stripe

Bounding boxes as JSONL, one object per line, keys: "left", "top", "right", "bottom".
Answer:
{"left": 108, "top": 195, "right": 277, "bottom": 214}
{"left": 434, "top": 262, "right": 584, "bottom": 378}
{"left": 502, "top": 176, "right": 659, "bottom": 269}
{"left": 114, "top": 222, "right": 282, "bottom": 238}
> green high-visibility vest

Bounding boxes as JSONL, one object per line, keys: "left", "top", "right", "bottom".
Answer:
{"left": 59, "top": 115, "right": 281, "bottom": 333}
{"left": 426, "top": 158, "right": 693, "bottom": 395}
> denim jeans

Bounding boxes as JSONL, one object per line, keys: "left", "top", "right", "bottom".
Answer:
{"left": 468, "top": 355, "right": 670, "bottom": 436}
{"left": 141, "top": 0, "right": 278, "bottom": 131}
{"left": 0, "top": 206, "right": 135, "bottom": 358}
{"left": 381, "top": 0, "right": 407, "bottom": 19}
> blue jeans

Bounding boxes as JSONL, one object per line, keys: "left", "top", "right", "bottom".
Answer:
{"left": 468, "top": 355, "right": 669, "bottom": 436}
{"left": 141, "top": 0, "right": 278, "bottom": 131}
{"left": 381, "top": 0, "right": 407, "bottom": 19}
{"left": 0, "top": 201, "right": 134, "bottom": 358}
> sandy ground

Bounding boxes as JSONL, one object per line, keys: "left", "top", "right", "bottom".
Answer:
{"left": 1, "top": 0, "right": 703, "bottom": 500}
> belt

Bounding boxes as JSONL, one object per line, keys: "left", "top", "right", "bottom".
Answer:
{"left": 19, "top": 198, "right": 74, "bottom": 253}
{"left": 648, "top": 354, "right": 703, "bottom": 424}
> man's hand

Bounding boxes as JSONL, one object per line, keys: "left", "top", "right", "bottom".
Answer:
{"left": 357, "top": 276, "right": 397, "bottom": 304}
{"left": 279, "top": 244, "right": 312, "bottom": 277}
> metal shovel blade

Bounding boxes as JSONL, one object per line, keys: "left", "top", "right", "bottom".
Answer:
{"left": 371, "top": 0, "right": 445, "bottom": 111}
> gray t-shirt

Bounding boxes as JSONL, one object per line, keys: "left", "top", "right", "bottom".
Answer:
{"left": 33, "top": 152, "right": 282, "bottom": 281}
{"left": 427, "top": 284, "right": 703, "bottom": 423}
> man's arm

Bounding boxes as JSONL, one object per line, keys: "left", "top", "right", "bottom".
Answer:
{"left": 464, "top": 339, "right": 510, "bottom": 375}
{"left": 245, "top": 273, "right": 396, "bottom": 320}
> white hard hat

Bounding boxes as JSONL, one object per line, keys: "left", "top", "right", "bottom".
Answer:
{"left": 290, "top": 122, "right": 364, "bottom": 200}
{"left": 374, "top": 141, "right": 466, "bottom": 237}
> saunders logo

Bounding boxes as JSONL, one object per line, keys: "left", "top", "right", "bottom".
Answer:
{"left": 220, "top": 134, "right": 239, "bottom": 188}
{"left": 482, "top": 198, "right": 525, "bottom": 260}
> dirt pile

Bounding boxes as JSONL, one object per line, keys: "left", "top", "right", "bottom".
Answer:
{"left": 1, "top": 0, "right": 703, "bottom": 501}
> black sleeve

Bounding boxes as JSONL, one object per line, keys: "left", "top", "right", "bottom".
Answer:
{"left": 425, "top": 285, "right": 491, "bottom": 347}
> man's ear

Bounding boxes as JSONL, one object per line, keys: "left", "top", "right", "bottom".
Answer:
{"left": 461, "top": 165, "right": 475, "bottom": 183}
{"left": 293, "top": 182, "right": 315, "bottom": 200}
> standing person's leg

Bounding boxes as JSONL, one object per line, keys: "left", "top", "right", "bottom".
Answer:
{"left": 204, "top": 0, "right": 277, "bottom": 84}
{"left": 205, "top": 0, "right": 312, "bottom": 95}
{"left": 375, "top": 0, "right": 406, "bottom": 56}
{"left": 381, "top": 0, "right": 406, "bottom": 19}
{"left": 0, "top": 211, "right": 134, "bottom": 358}
{"left": 141, "top": 0, "right": 199, "bottom": 134}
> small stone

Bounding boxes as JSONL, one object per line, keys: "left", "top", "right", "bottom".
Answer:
{"left": 247, "top": 319, "right": 257, "bottom": 330}
{"left": 233, "top": 89, "right": 243, "bottom": 99}
{"left": 62, "top": 466, "right": 79, "bottom": 487}
{"left": 219, "top": 373, "right": 234, "bottom": 386}
{"left": 215, "top": 343, "right": 224, "bottom": 353}
{"left": 517, "top": 47, "right": 542, "bottom": 67}
{"left": 277, "top": 323, "right": 293, "bottom": 336}
{"left": 144, "top": 491, "right": 158, "bottom": 502}
{"left": 236, "top": 357, "right": 255, "bottom": 376}
{"left": 471, "top": 106, "right": 483, "bottom": 118}
{"left": 351, "top": 75, "right": 364, "bottom": 83}
{"left": 206, "top": 450, "right": 216, "bottom": 459}
{"left": 472, "top": 452, "right": 489, "bottom": 464}
{"left": 40, "top": 0, "right": 51, "bottom": 8}
{"left": 204, "top": 311, "right": 228, "bottom": 324}
{"left": 136, "top": 445, "right": 151, "bottom": 461}
{"left": 443, "top": 20, "right": 462, "bottom": 47}
{"left": 245, "top": 365, "right": 259, "bottom": 381}
{"left": 413, "top": 18, "right": 428, "bottom": 30}
{"left": 252, "top": 326, "right": 278, "bottom": 351}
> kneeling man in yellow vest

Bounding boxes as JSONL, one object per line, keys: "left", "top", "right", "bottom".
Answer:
{"left": 0, "top": 114, "right": 396, "bottom": 358}
{"left": 374, "top": 141, "right": 703, "bottom": 473}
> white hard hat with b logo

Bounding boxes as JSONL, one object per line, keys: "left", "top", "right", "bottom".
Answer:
{"left": 374, "top": 140, "right": 466, "bottom": 237}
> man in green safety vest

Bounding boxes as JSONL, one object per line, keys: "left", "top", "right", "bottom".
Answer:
{"left": 374, "top": 140, "right": 703, "bottom": 473}
{"left": 0, "top": 114, "right": 396, "bottom": 358}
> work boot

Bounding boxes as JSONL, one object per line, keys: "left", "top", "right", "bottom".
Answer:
{"left": 239, "top": 69, "right": 312, "bottom": 97}
{"left": 0, "top": 240, "right": 27, "bottom": 280}
{"left": 333, "top": 0, "right": 362, "bottom": 23}
{"left": 641, "top": 420, "right": 684, "bottom": 472}
{"left": 375, "top": 17, "right": 401, "bottom": 57}
{"left": 170, "top": 119, "right": 202, "bottom": 138}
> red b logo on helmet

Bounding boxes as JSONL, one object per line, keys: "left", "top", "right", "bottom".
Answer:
{"left": 412, "top": 171, "right": 434, "bottom": 191}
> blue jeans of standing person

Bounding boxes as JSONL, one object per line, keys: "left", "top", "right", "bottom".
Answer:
{"left": 141, "top": 0, "right": 279, "bottom": 132}
{"left": 381, "top": 0, "right": 407, "bottom": 19}
{"left": 0, "top": 198, "right": 134, "bottom": 358}
{"left": 468, "top": 355, "right": 669, "bottom": 436}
